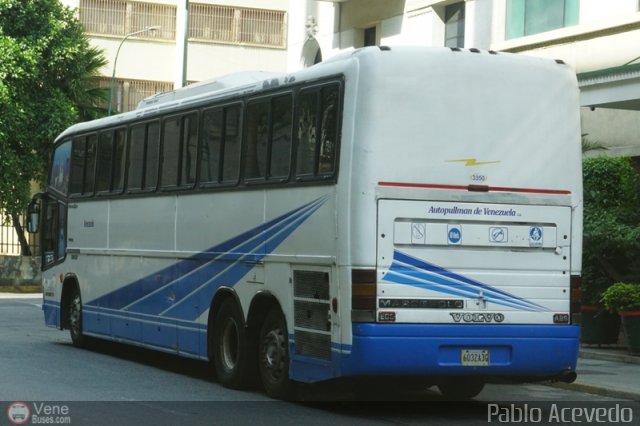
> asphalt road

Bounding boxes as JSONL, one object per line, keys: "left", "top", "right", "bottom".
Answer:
{"left": 0, "top": 295, "right": 633, "bottom": 426}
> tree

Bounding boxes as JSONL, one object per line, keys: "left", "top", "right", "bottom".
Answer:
{"left": 581, "top": 156, "right": 640, "bottom": 305}
{"left": 0, "top": 0, "right": 108, "bottom": 255}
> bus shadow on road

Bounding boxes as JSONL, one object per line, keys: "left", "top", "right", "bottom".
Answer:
{"left": 57, "top": 336, "right": 214, "bottom": 382}
{"left": 56, "top": 337, "right": 497, "bottom": 409}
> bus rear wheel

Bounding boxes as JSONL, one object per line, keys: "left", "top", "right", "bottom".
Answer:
{"left": 437, "top": 380, "right": 485, "bottom": 400}
{"left": 212, "top": 298, "right": 255, "bottom": 389}
{"left": 258, "top": 308, "right": 293, "bottom": 400}
{"left": 68, "top": 287, "right": 85, "bottom": 348}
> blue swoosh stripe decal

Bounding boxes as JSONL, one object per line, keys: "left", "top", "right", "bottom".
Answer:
{"left": 87, "top": 196, "right": 328, "bottom": 320}
{"left": 160, "top": 199, "right": 326, "bottom": 319}
{"left": 383, "top": 250, "right": 549, "bottom": 312}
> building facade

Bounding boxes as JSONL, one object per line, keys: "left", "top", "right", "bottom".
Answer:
{"left": 291, "top": 0, "right": 640, "bottom": 157}
{"left": 1, "top": 0, "right": 291, "bottom": 256}
{"left": 4, "top": 0, "right": 640, "bottom": 256}
{"left": 61, "top": 0, "right": 290, "bottom": 114}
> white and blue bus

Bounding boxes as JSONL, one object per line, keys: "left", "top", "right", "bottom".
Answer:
{"left": 29, "top": 46, "right": 583, "bottom": 399}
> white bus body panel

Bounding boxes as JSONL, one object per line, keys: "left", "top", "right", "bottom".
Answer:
{"left": 42, "top": 46, "right": 582, "bottom": 383}
{"left": 377, "top": 200, "right": 572, "bottom": 324}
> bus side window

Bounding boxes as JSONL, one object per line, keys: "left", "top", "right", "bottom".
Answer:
{"left": 180, "top": 114, "right": 198, "bottom": 187}
{"left": 296, "top": 91, "right": 319, "bottom": 176}
{"left": 96, "top": 132, "right": 114, "bottom": 193}
{"left": 244, "top": 101, "right": 269, "bottom": 180}
{"left": 112, "top": 129, "right": 126, "bottom": 193}
{"left": 70, "top": 135, "right": 97, "bottom": 196}
{"left": 128, "top": 125, "right": 146, "bottom": 191}
{"left": 70, "top": 137, "right": 87, "bottom": 195}
{"left": 270, "top": 94, "right": 293, "bottom": 179}
{"left": 85, "top": 135, "right": 97, "bottom": 194}
{"left": 222, "top": 106, "right": 241, "bottom": 183}
{"left": 162, "top": 116, "right": 181, "bottom": 187}
{"left": 201, "top": 108, "right": 223, "bottom": 184}
{"left": 319, "top": 86, "right": 339, "bottom": 175}
{"left": 145, "top": 122, "right": 160, "bottom": 191}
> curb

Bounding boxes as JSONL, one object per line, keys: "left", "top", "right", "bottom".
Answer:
{"left": 550, "top": 382, "right": 640, "bottom": 401}
{"left": 0, "top": 285, "right": 43, "bottom": 294}
{"left": 0, "top": 292, "right": 42, "bottom": 299}
{"left": 580, "top": 349, "right": 640, "bottom": 365}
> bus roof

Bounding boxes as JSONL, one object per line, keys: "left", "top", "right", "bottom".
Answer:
{"left": 55, "top": 46, "right": 570, "bottom": 143}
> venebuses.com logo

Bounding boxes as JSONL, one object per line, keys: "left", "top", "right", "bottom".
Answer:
{"left": 7, "top": 402, "right": 71, "bottom": 425}
{"left": 7, "top": 402, "right": 30, "bottom": 425}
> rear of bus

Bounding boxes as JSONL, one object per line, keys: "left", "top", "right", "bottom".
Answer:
{"left": 341, "top": 47, "right": 582, "bottom": 388}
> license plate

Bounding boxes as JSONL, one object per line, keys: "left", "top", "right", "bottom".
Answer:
{"left": 461, "top": 349, "right": 490, "bottom": 366}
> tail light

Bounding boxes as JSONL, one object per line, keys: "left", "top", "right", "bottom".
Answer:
{"left": 352, "top": 268, "right": 376, "bottom": 322}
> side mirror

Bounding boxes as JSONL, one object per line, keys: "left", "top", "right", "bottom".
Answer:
{"left": 26, "top": 199, "right": 40, "bottom": 234}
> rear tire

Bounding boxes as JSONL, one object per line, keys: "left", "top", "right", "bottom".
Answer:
{"left": 212, "top": 299, "right": 256, "bottom": 389}
{"left": 258, "top": 308, "right": 293, "bottom": 400}
{"left": 68, "top": 287, "right": 85, "bottom": 348}
{"left": 437, "top": 380, "right": 485, "bottom": 400}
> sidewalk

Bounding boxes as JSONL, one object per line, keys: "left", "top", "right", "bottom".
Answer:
{"left": 551, "top": 345, "right": 640, "bottom": 401}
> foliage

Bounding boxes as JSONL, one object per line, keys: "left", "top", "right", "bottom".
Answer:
{"left": 582, "top": 156, "right": 640, "bottom": 304}
{"left": 601, "top": 282, "right": 640, "bottom": 313}
{"left": 0, "top": 0, "right": 107, "bottom": 252}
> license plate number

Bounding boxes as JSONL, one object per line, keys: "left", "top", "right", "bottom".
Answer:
{"left": 461, "top": 349, "right": 490, "bottom": 366}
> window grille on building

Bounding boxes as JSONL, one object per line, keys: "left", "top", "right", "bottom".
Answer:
{"left": 190, "top": 3, "right": 287, "bottom": 48}
{"left": 80, "top": 0, "right": 176, "bottom": 41}
{"left": 80, "top": 0, "right": 287, "bottom": 48}
{"left": 98, "top": 77, "right": 174, "bottom": 114}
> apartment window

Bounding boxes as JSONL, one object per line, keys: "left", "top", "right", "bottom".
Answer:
{"left": 79, "top": 0, "right": 176, "bottom": 40}
{"left": 506, "top": 0, "right": 579, "bottom": 39}
{"left": 364, "top": 27, "right": 376, "bottom": 47}
{"left": 190, "top": 3, "right": 287, "bottom": 48}
{"left": 444, "top": 2, "right": 465, "bottom": 48}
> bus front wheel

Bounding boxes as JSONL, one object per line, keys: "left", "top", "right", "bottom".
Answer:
{"left": 258, "top": 308, "right": 293, "bottom": 400}
{"left": 212, "top": 298, "right": 255, "bottom": 389}
{"left": 68, "top": 286, "right": 85, "bottom": 348}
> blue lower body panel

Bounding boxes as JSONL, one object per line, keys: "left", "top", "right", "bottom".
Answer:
{"left": 43, "top": 301, "right": 60, "bottom": 328}
{"left": 340, "top": 324, "right": 579, "bottom": 379}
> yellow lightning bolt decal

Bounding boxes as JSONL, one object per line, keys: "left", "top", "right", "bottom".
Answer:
{"left": 447, "top": 158, "right": 500, "bottom": 166}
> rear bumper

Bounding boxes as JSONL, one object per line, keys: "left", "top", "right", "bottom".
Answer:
{"left": 341, "top": 324, "right": 579, "bottom": 380}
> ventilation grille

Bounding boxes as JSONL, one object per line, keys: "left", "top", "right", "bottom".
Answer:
{"left": 293, "top": 270, "right": 330, "bottom": 299}
{"left": 294, "top": 301, "right": 330, "bottom": 331}
{"left": 294, "top": 330, "right": 331, "bottom": 360}
{"left": 293, "top": 270, "right": 331, "bottom": 360}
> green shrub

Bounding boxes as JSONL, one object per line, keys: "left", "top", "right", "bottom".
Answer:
{"left": 601, "top": 282, "right": 640, "bottom": 313}
{"left": 582, "top": 157, "right": 640, "bottom": 305}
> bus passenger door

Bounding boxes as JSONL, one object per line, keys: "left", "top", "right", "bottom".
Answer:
{"left": 40, "top": 198, "right": 67, "bottom": 328}
{"left": 41, "top": 199, "right": 67, "bottom": 269}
